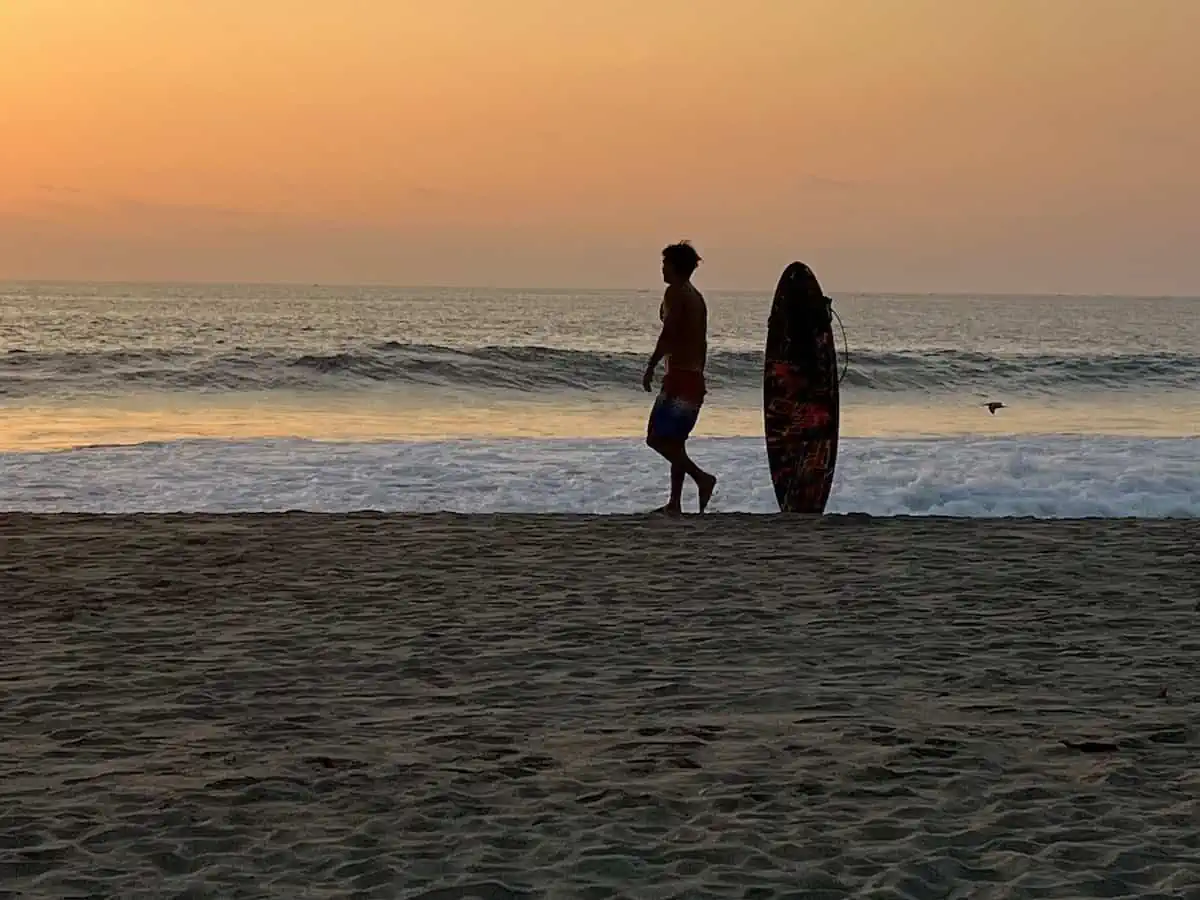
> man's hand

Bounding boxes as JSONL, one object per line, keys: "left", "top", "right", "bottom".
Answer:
{"left": 642, "top": 362, "right": 655, "bottom": 392}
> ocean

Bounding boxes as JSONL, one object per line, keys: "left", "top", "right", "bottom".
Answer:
{"left": 2, "top": 281, "right": 1197, "bottom": 516}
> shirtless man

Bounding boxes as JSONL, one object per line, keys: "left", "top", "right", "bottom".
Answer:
{"left": 642, "top": 241, "right": 718, "bottom": 515}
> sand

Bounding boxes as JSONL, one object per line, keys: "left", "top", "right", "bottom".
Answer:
{"left": 2, "top": 513, "right": 1199, "bottom": 899}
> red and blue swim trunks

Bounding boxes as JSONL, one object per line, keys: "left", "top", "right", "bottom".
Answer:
{"left": 648, "top": 369, "right": 706, "bottom": 440}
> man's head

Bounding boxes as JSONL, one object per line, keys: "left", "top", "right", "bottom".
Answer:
{"left": 661, "top": 241, "right": 701, "bottom": 284}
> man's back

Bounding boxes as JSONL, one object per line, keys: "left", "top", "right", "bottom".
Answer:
{"left": 663, "top": 282, "right": 707, "bottom": 373}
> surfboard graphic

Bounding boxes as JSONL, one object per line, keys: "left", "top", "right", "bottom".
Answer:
{"left": 763, "top": 262, "right": 841, "bottom": 513}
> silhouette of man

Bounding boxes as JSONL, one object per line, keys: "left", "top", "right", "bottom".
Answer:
{"left": 643, "top": 241, "right": 717, "bottom": 515}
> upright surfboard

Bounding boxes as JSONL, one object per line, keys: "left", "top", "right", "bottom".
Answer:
{"left": 763, "top": 262, "right": 841, "bottom": 513}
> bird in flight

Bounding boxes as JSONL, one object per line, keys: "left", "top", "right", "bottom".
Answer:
{"left": 984, "top": 402, "right": 1006, "bottom": 414}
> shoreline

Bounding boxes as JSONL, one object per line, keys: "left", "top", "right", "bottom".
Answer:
{"left": 5, "top": 509, "right": 1200, "bottom": 520}
{"left": 3, "top": 434, "right": 1199, "bottom": 519}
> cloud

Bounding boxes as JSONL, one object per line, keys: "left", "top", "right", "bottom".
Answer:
{"left": 109, "top": 196, "right": 248, "bottom": 219}
{"left": 800, "top": 174, "right": 866, "bottom": 191}
{"left": 406, "top": 186, "right": 451, "bottom": 199}
{"left": 23, "top": 186, "right": 248, "bottom": 223}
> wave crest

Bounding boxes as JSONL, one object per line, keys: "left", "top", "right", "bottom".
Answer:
{"left": 3, "top": 343, "right": 1198, "bottom": 397}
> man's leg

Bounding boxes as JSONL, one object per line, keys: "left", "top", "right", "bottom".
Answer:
{"left": 648, "top": 436, "right": 716, "bottom": 512}
{"left": 647, "top": 392, "right": 717, "bottom": 512}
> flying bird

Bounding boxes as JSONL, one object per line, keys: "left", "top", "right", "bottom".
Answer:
{"left": 984, "top": 402, "right": 1005, "bottom": 414}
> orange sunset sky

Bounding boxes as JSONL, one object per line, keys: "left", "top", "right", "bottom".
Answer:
{"left": 2, "top": 0, "right": 1198, "bottom": 293}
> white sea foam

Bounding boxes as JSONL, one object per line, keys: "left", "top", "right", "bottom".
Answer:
{"left": 2, "top": 435, "right": 1197, "bottom": 517}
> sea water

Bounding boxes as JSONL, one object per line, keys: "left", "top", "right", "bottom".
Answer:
{"left": 2, "top": 282, "right": 1197, "bottom": 516}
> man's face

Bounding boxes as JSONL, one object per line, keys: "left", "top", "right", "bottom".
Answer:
{"left": 661, "top": 259, "right": 674, "bottom": 283}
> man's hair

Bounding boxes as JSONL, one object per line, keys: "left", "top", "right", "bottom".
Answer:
{"left": 662, "top": 241, "right": 702, "bottom": 277}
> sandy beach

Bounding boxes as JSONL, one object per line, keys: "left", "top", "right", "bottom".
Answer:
{"left": 3, "top": 513, "right": 1199, "bottom": 899}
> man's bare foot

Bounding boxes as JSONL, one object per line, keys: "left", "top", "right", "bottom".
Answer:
{"left": 697, "top": 473, "right": 717, "bottom": 513}
{"left": 650, "top": 504, "right": 682, "bottom": 517}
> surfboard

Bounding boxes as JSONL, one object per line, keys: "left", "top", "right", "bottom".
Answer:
{"left": 763, "top": 262, "right": 841, "bottom": 513}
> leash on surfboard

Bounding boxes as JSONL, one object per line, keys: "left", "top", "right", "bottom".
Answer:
{"left": 830, "top": 302, "right": 850, "bottom": 386}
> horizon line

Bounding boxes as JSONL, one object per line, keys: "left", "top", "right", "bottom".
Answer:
{"left": 1, "top": 276, "right": 1197, "bottom": 302}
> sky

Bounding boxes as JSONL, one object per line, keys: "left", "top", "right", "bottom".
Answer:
{"left": 2, "top": 0, "right": 1198, "bottom": 293}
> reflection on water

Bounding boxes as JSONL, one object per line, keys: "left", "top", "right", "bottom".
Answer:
{"left": 2, "top": 388, "right": 1196, "bottom": 452}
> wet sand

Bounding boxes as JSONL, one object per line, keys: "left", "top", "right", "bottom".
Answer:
{"left": 3, "top": 513, "right": 1199, "bottom": 898}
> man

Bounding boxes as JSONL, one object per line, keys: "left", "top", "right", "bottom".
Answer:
{"left": 642, "top": 241, "right": 718, "bottom": 515}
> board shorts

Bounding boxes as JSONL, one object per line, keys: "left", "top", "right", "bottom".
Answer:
{"left": 648, "top": 369, "right": 706, "bottom": 441}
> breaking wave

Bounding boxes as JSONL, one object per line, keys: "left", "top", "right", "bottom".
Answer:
{"left": 3, "top": 343, "right": 1198, "bottom": 398}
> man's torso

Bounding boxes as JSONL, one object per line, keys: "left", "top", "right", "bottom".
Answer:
{"left": 660, "top": 283, "right": 708, "bottom": 373}
{"left": 660, "top": 283, "right": 708, "bottom": 403}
